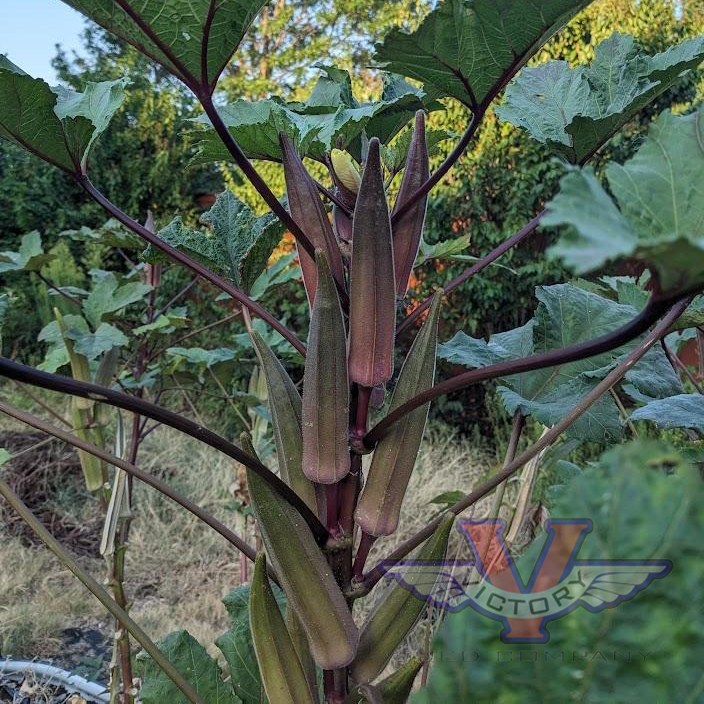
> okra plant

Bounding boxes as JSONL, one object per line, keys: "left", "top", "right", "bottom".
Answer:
{"left": 1, "top": 0, "right": 704, "bottom": 702}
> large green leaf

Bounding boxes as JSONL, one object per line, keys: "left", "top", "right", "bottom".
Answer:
{"left": 145, "top": 191, "right": 284, "bottom": 292}
{"left": 215, "top": 583, "right": 286, "bottom": 703}
{"left": 0, "top": 56, "right": 127, "bottom": 173}
{"left": 37, "top": 315, "right": 90, "bottom": 373}
{"left": 630, "top": 393, "right": 704, "bottom": 431}
{"left": 193, "top": 67, "right": 436, "bottom": 163}
{"left": 438, "top": 283, "right": 680, "bottom": 440}
{"left": 496, "top": 33, "right": 704, "bottom": 163}
{"left": 545, "top": 107, "right": 704, "bottom": 296}
{"left": 60, "top": 218, "right": 145, "bottom": 250}
{"left": 0, "top": 231, "right": 55, "bottom": 273}
{"left": 373, "top": 0, "right": 592, "bottom": 109}
{"left": 61, "top": 0, "right": 267, "bottom": 88}
{"left": 66, "top": 322, "right": 129, "bottom": 360}
{"left": 83, "top": 272, "right": 152, "bottom": 326}
{"left": 138, "top": 630, "right": 238, "bottom": 704}
{"left": 414, "top": 441, "right": 704, "bottom": 703}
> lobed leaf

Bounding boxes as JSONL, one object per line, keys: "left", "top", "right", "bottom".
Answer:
{"left": 138, "top": 630, "right": 237, "bottom": 704}
{"left": 497, "top": 33, "right": 704, "bottom": 163}
{"left": 630, "top": 393, "right": 704, "bottom": 432}
{"left": 62, "top": 0, "right": 267, "bottom": 89}
{"left": 374, "top": 0, "right": 592, "bottom": 109}
{"left": 545, "top": 107, "right": 704, "bottom": 296}
{"left": 438, "top": 283, "right": 681, "bottom": 441}
{"left": 0, "top": 231, "right": 56, "bottom": 273}
{"left": 0, "top": 56, "right": 127, "bottom": 173}
{"left": 146, "top": 190, "right": 284, "bottom": 294}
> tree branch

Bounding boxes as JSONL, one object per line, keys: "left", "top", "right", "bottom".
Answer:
{"left": 0, "top": 355, "right": 328, "bottom": 544}
{"left": 77, "top": 176, "right": 306, "bottom": 357}
{"left": 366, "top": 295, "right": 677, "bottom": 447}
{"left": 0, "top": 478, "right": 204, "bottom": 704}
{"left": 397, "top": 212, "right": 544, "bottom": 337}
{"left": 360, "top": 297, "right": 690, "bottom": 592}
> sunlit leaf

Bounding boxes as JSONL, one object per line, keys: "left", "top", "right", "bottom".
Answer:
{"left": 545, "top": 107, "right": 704, "bottom": 296}
{"left": 496, "top": 33, "right": 704, "bottom": 163}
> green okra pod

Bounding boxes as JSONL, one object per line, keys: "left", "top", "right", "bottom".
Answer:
{"left": 392, "top": 111, "right": 429, "bottom": 298}
{"left": 55, "top": 308, "right": 105, "bottom": 492}
{"left": 250, "top": 553, "right": 317, "bottom": 704}
{"left": 346, "top": 656, "right": 423, "bottom": 703}
{"left": 348, "top": 138, "right": 396, "bottom": 388}
{"left": 280, "top": 133, "right": 345, "bottom": 306}
{"left": 302, "top": 250, "right": 350, "bottom": 484}
{"left": 246, "top": 466, "right": 359, "bottom": 670}
{"left": 355, "top": 291, "right": 442, "bottom": 536}
{"left": 249, "top": 330, "right": 317, "bottom": 512}
{"left": 350, "top": 513, "right": 454, "bottom": 684}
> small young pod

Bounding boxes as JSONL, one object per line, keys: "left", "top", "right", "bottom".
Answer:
{"left": 350, "top": 513, "right": 454, "bottom": 684}
{"left": 250, "top": 553, "right": 317, "bottom": 704}
{"left": 302, "top": 250, "right": 350, "bottom": 484}
{"left": 346, "top": 656, "right": 423, "bottom": 704}
{"left": 348, "top": 138, "right": 396, "bottom": 388}
{"left": 246, "top": 465, "right": 359, "bottom": 670}
{"left": 280, "top": 134, "right": 345, "bottom": 306}
{"left": 392, "top": 111, "right": 429, "bottom": 298}
{"left": 249, "top": 330, "right": 317, "bottom": 512}
{"left": 355, "top": 291, "right": 442, "bottom": 536}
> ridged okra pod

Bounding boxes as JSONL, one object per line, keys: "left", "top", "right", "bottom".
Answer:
{"left": 302, "top": 250, "right": 350, "bottom": 483}
{"left": 348, "top": 138, "right": 396, "bottom": 388}
{"left": 249, "top": 330, "right": 317, "bottom": 511}
{"left": 250, "top": 553, "right": 316, "bottom": 704}
{"left": 355, "top": 291, "right": 442, "bottom": 536}
{"left": 246, "top": 466, "right": 359, "bottom": 669}
{"left": 280, "top": 133, "right": 345, "bottom": 306}
{"left": 392, "top": 111, "right": 429, "bottom": 298}
{"left": 350, "top": 513, "right": 454, "bottom": 684}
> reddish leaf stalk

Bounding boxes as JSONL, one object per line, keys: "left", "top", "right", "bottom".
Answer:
{"left": 367, "top": 296, "right": 675, "bottom": 446}
{"left": 77, "top": 177, "right": 307, "bottom": 357}
{"left": 352, "top": 531, "right": 377, "bottom": 583}
{"left": 0, "top": 356, "right": 328, "bottom": 543}
{"left": 397, "top": 211, "right": 544, "bottom": 337}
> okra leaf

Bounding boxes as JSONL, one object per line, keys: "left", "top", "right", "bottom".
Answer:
{"left": 438, "top": 283, "right": 680, "bottom": 441}
{"left": 415, "top": 441, "right": 704, "bottom": 703}
{"left": 0, "top": 56, "right": 127, "bottom": 173}
{"left": 496, "top": 33, "right": 704, "bottom": 163}
{"left": 545, "top": 107, "right": 704, "bottom": 296}
{"left": 60, "top": 218, "right": 144, "bottom": 250}
{"left": 37, "top": 315, "right": 90, "bottom": 373}
{"left": 138, "top": 630, "right": 238, "bottom": 704}
{"left": 145, "top": 191, "right": 284, "bottom": 293}
{"left": 193, "top": 68, "right": 437, "bottom": 163}
{"left": 630, "top": 394, "right": 704, "bottom": 431}
{"left": 83, "top": 272, "right": 152, "bottom": 326}
{"left": 62, "top": 0, "right": 267, "bottom": 88}
{"left": 66, "top": 322, "right": 129, "bottom": 360}
{"left": 374, "top": 0, "right": 592, "bottom": 108}
{"left": 0, "top": 231, "right": 55, "bottom": 273}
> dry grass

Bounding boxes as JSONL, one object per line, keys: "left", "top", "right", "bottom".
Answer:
{"left": 0, "top": 417, "right": 251, "bottom": 663}
{"left": 0, "top": 402, "right": 502, "bottom": 681}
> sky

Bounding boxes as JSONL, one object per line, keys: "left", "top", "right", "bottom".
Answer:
{"left": 1, "top": 0, "right": 86, "bottom": 82}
